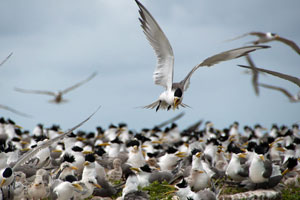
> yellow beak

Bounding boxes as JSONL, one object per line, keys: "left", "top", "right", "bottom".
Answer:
{"left": 72, "top": 183, "right": 83, "bottom": 191}
{"left": 0, "top": 179, "right": 6, "bottom": 187}
{"left": 173, "top": 98, "right": 180, "bottom": 110}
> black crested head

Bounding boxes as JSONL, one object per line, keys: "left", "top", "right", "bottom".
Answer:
{"left": 34, "top": 135, "right": 48, "bottom": 142}
{"left": 135, "top": 134, "right": 151, "bottom": 143}
{"left": 286, "top": 144, "right": 296, "bottom": 150}
{"left": 247, "top": 141, "right": 257, "bottom": 152}
{"left": 94, "top": 146, "right": 106, "bottom": 157}
{"left": 85, "top": 153, "right": 95, "bottom": 162}
{"left": 12, "top": 137, "right": 21, "bottom": 142}
{"left": 119, "top": 123, "right": 127, "bottom": 128}
{"left": 140, "top": 164, "right": 152, "bottom": 173}
{"left": 292, "top": 124, "right": 299, "bottom": 129}
{"left": 0, "top": 117, "right": 6, "bottom": 123}
{"left": 174, "top": 88, "right": 182, "bottom": 98}
{"left": 109, "top": 124, "right": 117, "bottom": 129}
{"left": 67, "top": 132, "right": 77, "bottom": 138}
{"left": 171, "top": 123, "right": 177, "bottom": 129}
{"left": 271, "top": 32, "right": 277, "bottom": 37}
{"left": 63, "top": 154, "right": 75, "bottom": 163}
{"left": 7, "top": 119, "right": 15, "bottom": 125}
{"left": 166, "top": 146, "right": 177, "bottom": 154}
{"left": 126, "top": 140, "right": 140, "bottom": 148}
{"left": 152, "top": 126, "right": 161, "bottom": 133}
{"left": 287, "top": 157, "right": 298, "bottom": 170}
{"left": 177, "top": 178, "right": 188, "bottom": 188}
{"left": 294, "top": 137, "right": 300, "bottom": 144}
{"left": 15, "top": 129, "right": 22, "bottom": 136}
{"left": 86, "top": 132, "right": 95, "bottom": 139}
{"left": 96, "top": 126, "right": 104, "bottom": 133}
{"left": 76, "top": 131, "right": 86, "bottom": 137}
{"left": 50, "top": 125, "right": 60, "bottom": 132}
{"left": 65, "top": 175, "right": 77, "bottom": 183}
{"left": 72, "top": 146, "right": 83, "bottom": 152}
{"left": 3, "top": 168, "right": 13, "bottom": 178}
{"left": 147, "top": 152, "right": 159, "bottom": 158}
{"left": 191, "top": 148, "right": 201, "bottom": 155}
{"left": 111, "top": 137, "right": 123, "bottom": 144}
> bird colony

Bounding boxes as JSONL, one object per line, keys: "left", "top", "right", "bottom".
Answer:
{"left": 1, "top": 0, "right": 300, "bottom": 199}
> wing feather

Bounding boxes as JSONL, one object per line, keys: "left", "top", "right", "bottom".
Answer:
{"left": 136, "top": 0, "right": 174, "bottom": 90}
{"left": 245, "top": 55, "right": 259, "bottom": 96}
{"left": 0, "top": 104, "right": 32, "bottom": 118}
{"left": 181, "top": 45, "right": 270, "bottom": 91}
{"left": 237, "top": 65, "right": 300, "bottom": 88}
{"left": 62, "top": 72, "right": 97, "bottom": 94}
{"left": 275, "top": 36, "right": 300, "bottom": 55}
{"left": 12, "top": 106, "right": 100, "bottom": 170}
{"left": 14, "top": 87, "right": 56, "bottom": 96}
{"left": 259, "top": 83, "right": 294, "bottom": 99}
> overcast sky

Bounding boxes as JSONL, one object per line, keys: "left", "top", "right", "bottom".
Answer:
{"left": 0, "top": 0, "right": 299, "bottom": 133}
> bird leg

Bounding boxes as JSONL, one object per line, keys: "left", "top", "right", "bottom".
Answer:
{"left": 156, "top": 101, "right": 161, "bottom": 112}
{"left": 167, "top": 105, "right": 171, "bottom": 111}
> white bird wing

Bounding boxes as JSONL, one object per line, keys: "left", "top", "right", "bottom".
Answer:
{"left": 136, "top": 0, "right": 174, "bottom": 91}
{"left": 181, "top": 45, "right": 270, "bottom": 91}
{"left": 237, "top": 65, "right": 300, "bottom": 88}
{"left": 62, "top": 72, "right": 97, "bottom": 94}
{"left": 14, "top": 87, "right": 56, "bottom": 96}
{"left": 259, "top": 83, "right": 294, "bottom": 99}
{"left": 275, "top": 36, "right": 300, "bottom": 55}
{"left": 0, "top": 52, "right": 13, "bottom": 67}
{"left": 0, "top": 104, "right": 32, "bottom": 118}
{"left": 12, "top": 106, "right": 100, "bottom": 170}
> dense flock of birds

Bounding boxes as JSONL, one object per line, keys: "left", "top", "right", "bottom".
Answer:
{"left": 1, "top": 0, "right": 300, "bottom": 199}
{"left": 0, "top": 114, "right": 300, "bottom": 200}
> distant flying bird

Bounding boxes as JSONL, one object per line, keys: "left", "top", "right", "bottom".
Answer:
{"left": 237, "top": 65, "right": 300, "bottom": 88}
{"left": 15, "top": 72, "right": 97, "bottom": 104}
{"left": 226, "top": 32, "right": 300, "bottom": 55}
{"left": 244, "top": 55, "right": 260, "bottom": 96}
{"left": 135, "top": 0, "right": 269, "bottom": 111}
{"left": 0, "top": 104, "right": 32, "bottom": 118}
{"left": 0, "top": 52, "right": 13, "bottom": 67}
{"left": 259, "top": 83, "right": 300, "bottom": 103}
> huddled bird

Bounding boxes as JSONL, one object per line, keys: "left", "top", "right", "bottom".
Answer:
{"left": 226, "top": 31, "right": 300, "bottom": 55}
{"left": 14, "top": 72, "right": 97, "bottom": 104}
{"left": 135, "top": 0, "right": 269, "bottom": 111}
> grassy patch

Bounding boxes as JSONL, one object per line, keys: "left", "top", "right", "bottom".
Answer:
{"left": 142, "top": 181, "right": 176, "bottom": 200}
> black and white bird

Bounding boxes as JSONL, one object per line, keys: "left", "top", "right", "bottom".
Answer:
{"left": 226, "top": 31, "right": 300, "bottom": 55}
{"left": 14, "top": 72, "right": 97, "bottom": 104}
{"left": 135, "top": 0, "right": 269, "bottom": 111}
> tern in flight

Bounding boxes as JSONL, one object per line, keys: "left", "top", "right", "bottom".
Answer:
{"left": 15, "top": 72, "right": 97, "bottom": 104}
{"left": 135, "top": 0, "right": 269, "bottom": 111}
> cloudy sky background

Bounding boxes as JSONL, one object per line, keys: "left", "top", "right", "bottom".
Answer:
{"left": 0, "top": 0, "right": 299, "bottom": 132}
